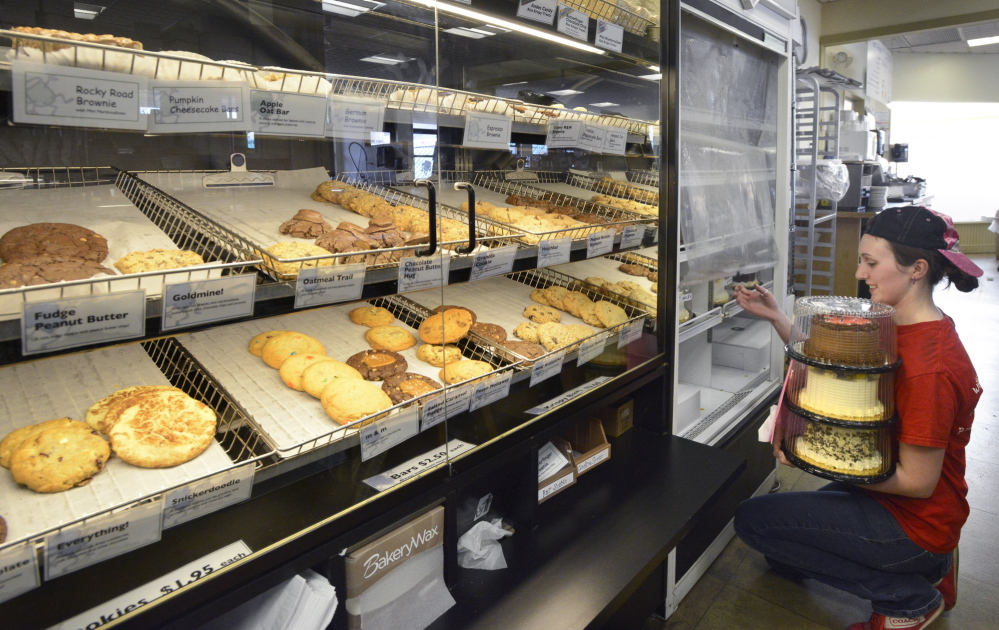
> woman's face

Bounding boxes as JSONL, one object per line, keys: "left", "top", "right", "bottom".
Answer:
{"left": 855, "top": 234, "right": 913, "bottom": 306}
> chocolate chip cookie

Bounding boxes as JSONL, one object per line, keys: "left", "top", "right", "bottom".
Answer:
{"left": 619, "top": 263, "right": 650, "bottom": 277}
{"left": 346, "top": 349, "right": 408, "bottom": 380}
{"left": 381, "top": 372, "right": 442, "bottom": 404}
{"left": 0, "top": 223, "right": 109, "bottom": 263}
{"left": 470, "top": 322, "right": 507, "bottom": 343}
{"left": 0, "top": 256, "right": 114, "bottom": 288}
{"left": 431, "top": 304, "right": 477, "bottom": 324}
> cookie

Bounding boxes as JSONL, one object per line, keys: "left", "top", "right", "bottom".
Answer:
{"left": 619, "top": 263, "right": 650, "bottom": 277}
{"left": 524, "top": 305, "right": 561, "bottom": 324}
{"left": 577, "top": 300, "right": 604, "bottom": 327}
{"left": 1, "top": 417, "right": 78, "bottom": 468}
{"left": 651, "top": 283, "right": 658, "bottom": 294}
{"left": 0, "top": 515, "right": 5, "bottom": 544}
{"left": 280, "top": 354, "right": 333, "bottom": 391}
{"left": 302, "top": 360, "right": 363, "bottom": 398}
{"left": 108, "top": 390, "right": 216, "bottom": 468}
{"left": 0, "top": 223, "right": 108, "bottom": 263}
{"left": 346, "top": 349, "right": 408, "bottom": 380}
{"left": 594, "top": 301, "right": 629, "bottom": 328}
{"left": 365, "top": 325, "right": 417, "bottom": 352}
{"left": 279, "top": 209, "right": 334, "bottom": 238}
{"left": 529, "top": 289, "right": 550, "bottom": 306}
{"left": 585, "top": 277, "right": 611, "bottom": 292}
{"left": 381, "top": 373, "right": 442, "bottom": 404}
{"left": 9, "top": 423, "right": 110, "bottom": 493}
{"left": 470, "top": 322, "right": 506, "bottom": 343}
{"left": 248, "top": 330, "right": 291, "bottom": 357}
{"left": 416, "top": 344, "right": 463, "bottom": 367}
{"left": 0, "top": 256, "right": 115, "bottom": 288}
{"left": 321, "top": 378, "right": 394, "bottom": 425}
{"left": 565, "top": 324, "right": 595, "bottom": 342}
{"left": 439, "top": 360, "right": 493, "bottom": 384}
{"left": 431, "top": 305, "right": 477, "bottom": 324}
{"left": 536, "top": 322, "right": 573, "bottom": 351}
{"left": 560, "top": 292, "right": 593, "bottom": 318}
{"left": 648, "top": 272, "right": 658, "bottom": 283}
{"left": 349, "top": 305, "right": 395, "bottom": 327}
{"left": 513, "top": 322, "right": 540, "bottom": 344}
{"left": 114, "top": 249, "right": 205, "bottom": 274}
{"left": 542, "top": 286, "right": 570, "bottom": 309}
{"left": 419, "top": 310, "right": 473, "bottom": 345}
{"left": 617, "top": 280, "right": 642, "bottom": 292}
{"left": 261, "top": 332, "right": 325, "bottom": 368}
{"left": 499, "top": 340, "right": 545, "bottom": 362}
{"left": 262, "top": 242, "right": 335, "bottom": 279}
{"left": 86, "top": 385, "right": 182, "bottom": 434}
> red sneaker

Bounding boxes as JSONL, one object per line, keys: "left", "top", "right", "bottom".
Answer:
{"left": 846, "top": 601, "right": 944, "bottom": 630}
{"left": 933, "top": 546, "right": 958, "bottom": 611}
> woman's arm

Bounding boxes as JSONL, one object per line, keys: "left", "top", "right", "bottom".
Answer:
{"left": 733, "top": 284, "right": 792, "bottom": 344}
{"left": 862, "top": 442, "right": 946, "bottom": 498}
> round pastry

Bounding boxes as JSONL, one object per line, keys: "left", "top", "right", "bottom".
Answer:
{"left": 536, "top": 322, "right": 573, "bottom": 351}
{"left": 248, "top": 330, "right": 292, "bottom": 357}
{"left": 86, "top": 385, "right": 181, "bottom": 434}
{"left": 560, "top": 292, "right": 593, "bottom": 318}
{"left": 524, "top": 305, "right": 561, "bottom": 324}
{"left": 108, "top": 390, "right": 216, "bottom": 468}
{"left": 9, "top": 422, "right": 110, "bottom": 493}
{"left": 365, "top": 325, "right": 417, "bottom": 352}
{"left": 381, "top": 373, "right": 442, "bottom": 404}
{"left": 262, "top": 242, "right": 336, "bottom": 279}
{"left": 513, "top": 322, "right": 540, "bottom": 344}
{"left": 261, "top": 332, "right": 326, "bottom": 368}
{"left": 439, "top": 360, "right": 494, "bottom": 384}
{"left": 648, "top": 272, "right": 658, "bottom": 283}
{"left": 349, "top": 305, "right": 395, "bottom": 327}
{"left": 419, "top": 310, "right": 473, "bottom": 345}
{"left": 1, "top": 417, "right": 79, "bottom": 468}
{"left": 346, "top": 349, "right": 408, "bottom": 380}
{"left": 470, "top": 322, "right": 507, "bottom": 343}
{"left": 280, "top": 354, "right": 333, "bottom": 391}
{"left": 416, "top": 343, "right": 463, "bottom": 367}
{"left": 574, "top": 213, "right": 609, "bottom": 226}
{"left": 279, "top": 209, "right": 334, "bottom": 238}
{"left": 321, "top": 379, "right": 394, "bottom": 426}
{"left": 594, "top": 301, "right": 629, "bottom": 328}
{"left": 543, "top": 286, "right": 570, "bottom": 309}
{"left": 577, "top": 300, "right": 604, "bottom": 327}
{"left": 529, "top": 289, "right": 550, "bottom": 306}
{"left": 0, "top": 256, "right": 115, "bottom": 287}
{"left": 0, "top": 223, "right": 109, "bottom": 263}
{"left": 619, "top": 263, "right": 650, "bottom": 277}
{"left": 431, "top": 304, "right": 477, "bottom": 324}
{"left": 499, "top": 340, "right": 545, "bottom": 362}
{"left": 114, "top": 249, "right": 204, "bottom": 274}
{"left": 302, "top": 360, "right": 363, "bottom": 398}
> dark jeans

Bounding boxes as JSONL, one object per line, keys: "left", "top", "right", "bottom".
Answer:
{"left": 734, "top": 482, "right": 952, "bottom": 618}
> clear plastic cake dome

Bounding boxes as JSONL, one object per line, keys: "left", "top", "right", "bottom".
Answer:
{"left": 789, "top": 296, "right": 898, "bottom": 370}
{"left": 784, "top": 358, "right": 897, "bottom": 424}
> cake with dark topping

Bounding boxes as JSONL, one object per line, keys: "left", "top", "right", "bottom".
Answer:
{"left": 802, "top": 314, "right": 886, "bottom": 367}
{"left": 792, "top": 422, "right": 883, "bottom": 476}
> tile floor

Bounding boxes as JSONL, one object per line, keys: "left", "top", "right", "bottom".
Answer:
{"left": 650, "top": 255, "right": 999, "bottom": 630}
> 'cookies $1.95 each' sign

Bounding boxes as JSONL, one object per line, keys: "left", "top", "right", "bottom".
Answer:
{"left": 22, "top": 291, "right": 146, "bottom": 356}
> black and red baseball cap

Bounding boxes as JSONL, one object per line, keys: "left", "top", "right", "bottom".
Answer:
{"left": 865, "top": 205, "right": 984, "bottom": 277}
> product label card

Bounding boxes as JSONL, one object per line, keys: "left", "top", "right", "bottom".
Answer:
{"left": 617, "top": 318, "right": 644, "bottom": 348}
{"left": 595, "top": 20, "right": 625, "bottom": 53}
{"left": 398, "top": 256, "right": 450, "bottom": 293}
{"left": 586, "top": 229, "right": 615, "bottom": 258}
{"left": 530, "top": 350, "right": 565, "bottom": 387}
{"left": 162, "top": 464, "right": 255, "bottom": 529}
{"left": 474, "top": 493, "right": 493, "bottom": 520}
{"left": 162, "top": 274, "right": 255, "bottom": 331}
{"left": 147, "top": 81, "right": 249, "bottom": 133}
{"left": 537, "top": 237, "right": 571, "bottom": 267}
{"left": 577, "top": 331, "right": 608, "bottom": 366}
{"left": 22, "top": 290, "right": 146, "bottom": 356}
{"left": 546, "top": 121, "right": 582, "bottom": 148}
{"left": 620, "top": 224, "right": 645, "bottom": 249}
{"left": 469, "top": 371, "right": 512, "bottom": 411}
{"left": 420, "top": 383, "right": 473, "bottom": 431}
{"left": 538, "top": 441, "right": 571, "bottom": 482}
{"left": 603, "top": 127, "right": 628, "bottom": 155}
{"left": 463, "top": 112, "right": 512, "bottom": 150}
{"left": 0, "top": 542, "right": 40, "bottom": 605}
{"left": 517, "top": 0, "right": 558, "bottom": 24}
{"left": 578, "top": 123, "right": 607, "bottom": 152}
{"left": 469, "top": 245, "right": 517, "bottom": 281}
{"left": 250, "top": 89, "right": 327, "bottom": 137}
{"left": 328, "top": 96, "right": 385, "bottom": 140}
{"left": 576, "top": 447, "right": 609, "bottom": 474}
{"left": 361, "top": 406, "right": 420, "bottom": 462}
{"left": 539, "top": 472, "right": 574, "bottom": 501}
{"left": 12, "top": 61, "right": 146, "bottom": 130}
{"left": 363, "top": 439, "right": 476, "bottom": 491}
{"left": 526, "top": 376, "right": 611, "bottom": 414}
{"left": 44, "top": 499, "right": 163, "bottom": 580}
{"left": 295, "top": 263, "right": 365, "bottom": 308}
{"left": 51, "top": 541, "right": 252, "bottom": 630}
{"left": 557, "top": 4, "right": 590, "bottom": 40}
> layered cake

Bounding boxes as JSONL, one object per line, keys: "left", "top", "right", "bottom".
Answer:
{"left": 795, "top": 366, "right": 885, "bottom": 422}
{"left": 802, "top": 314, "right": 885, "bottom": 367}
{"left": 792, "top": 422, "right": 883, "bottom": 476}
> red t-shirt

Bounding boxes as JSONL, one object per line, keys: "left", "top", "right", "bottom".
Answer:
{"left": 866, "top": 316, "right": 981, "bottom": 554}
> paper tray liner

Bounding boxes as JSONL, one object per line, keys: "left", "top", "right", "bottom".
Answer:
{"left": 0, "top": 344, "right": 232, "bottom": 545}
{"left": 176, "top": 302, "right": 447, "bottom": 456}
{"left": 553, "top": 257, "right": 656, "bottom": 308}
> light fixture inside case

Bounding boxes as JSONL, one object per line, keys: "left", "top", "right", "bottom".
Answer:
{"left": 321, "top": 0, "right": 384, "bottom": 17}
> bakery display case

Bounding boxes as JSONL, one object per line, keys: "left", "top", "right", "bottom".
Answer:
{"left": 0, "top": 0, "right": 793, "bottom": 627}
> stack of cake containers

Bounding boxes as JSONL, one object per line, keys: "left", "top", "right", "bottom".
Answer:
{"left": 777, "top": 296, "right": 901, "bottom": 483}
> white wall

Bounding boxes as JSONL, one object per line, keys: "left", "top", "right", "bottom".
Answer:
{"left": 820, "top": 0, "right": 999, "bottom": 42}
{"left": 797, "top": 0, "right": 823, "bottom": 67}
{"left": 893, "top": 53, "right": 999, "bottom": 103}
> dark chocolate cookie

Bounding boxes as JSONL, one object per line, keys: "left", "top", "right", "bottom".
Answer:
{"left": 470, "top": 321, "right": 507, "bottom": 343}
{"left": 0, "top": 223, "right": 109, "bottom": 263}
{"left": 279, "top": 209, "right": 334, "bottom": 238}
{"left": 0, "top": 256, "right": 115, "bottom": 288}
{"left": 346, "top": 349, "right": 408, "bottom": 381}
{"left": 431, "top": 304, "right": 477, "bottom": 324}
{"left": 618, "top": 263, "right": 650, "bottom": 277}
{"left": 499, "top": 340, "right": 546, "bottom": 365}
{"left": 381, "top": 372, "right": 442, "bottom": 404}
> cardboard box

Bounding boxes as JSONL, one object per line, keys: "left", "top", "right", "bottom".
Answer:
{"left": 598, "top": 399, "right": 634, "bottom": 437}
{"left": 538, "top": 437, "right": 576, "bottom": 504}
{"left": 562, "top": 418, "right": 611, "bottom": 476}
{"left": 674, "top": 383, "right": 702, "bottom": 434}
{"left": 711, "top": 319, "right": 772, "bottom": 371}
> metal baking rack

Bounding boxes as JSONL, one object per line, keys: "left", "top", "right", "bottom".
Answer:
{"left": 559, "top": 0, "right": 657, "bottom": 36}
{"left": 244, "top": 66, "right": 331, "bottom": 95}
{"left": 564, "top": 171, "right": 659, "bottom": 206}
{"left": 625, "top": 170, "right": 659, "bottom": 188}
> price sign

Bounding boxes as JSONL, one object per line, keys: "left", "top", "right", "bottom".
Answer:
{"left": 577, "top": 331, "right": 608, "bottom": 366}
{"left": 162, "top": 274, "right": 255, "bottom": 331}
{"left": 328, "top": 96, "right": 385, "bottom": 139}
{"left": 22, "top": 291, "right": 146, "bottom": 356}
{"left": 517, "top": 0, "right": 557, "bottom": 24}
{"left": 538, "top": 441, "right": 571, "bottom": 482}
{"left": 398, "top": 256, "right": 450, "bottom": 293}
{"left": 469, "top": 371, "right": 512, "bottom": 411}
{"left": 576, "top": 447, "right": 610, "bottom": 474}
{"left": 595, "top": 20, "right": 624, "bottom": 53}
{"left": 162, "top": 464, "right": 255, "bottom": 528}
{"left": 620, "top": 224, "right": 644, "bottom": 249}
{"left": 546, "top": 121, "right": 583, "bottom": 149}
{"left": 469, "top": 245, "right": 516, "bottom": 281}
{"left": 586, "top": 229, "right": 615, "bottom": 258}
{"left": 295, "top": 263, "right": 365, "bottom": 308}
{"left": 463, "top": 112, "right": 512, "bottom": 149}
{"left": 363, "top": 439, "right": 476, "bottom": 491}
{"left": 0, "top": 542, "right": 40, "bottom": 605}
{"left": 537, "top": 237, "right": 571, "bottom": 267}
{"left": 420, "top": 383, "right": 473, "bottom": 431}
{"left": 51, "top": 541, "right": 252, "bottom": 630}
{"left": 361, "top": 406, "right": 420, "bottom": 461}
{"left": 530, "top": 350, "right": 565, "bottom": 387}
{"left": 526, "top": 376, "right": 611, "bottom": 414}
{"left": 578, "top": 123, "right": 606, "bottom": 152}
{"left": 603, "top": 127, "right": 628, "bottom": 155}
{"left": 44, "top": 499, "right": 163, "bottom": 580}
{"left": 539, "top": 472, "right": 574, "bottom": 502}
{"left": 617, "top": 318, "right": 644, "bottom": 348}
{"left": 147, "top": 81, "right": 249, "bottom": 133}
{"left": 250, "top": 89, "right": 327, "bottom": 137}
{"left": 557, "top": 4, "right": 589, "bottom": 40}
{"left": 12, "top": 62, "right": 146, "bottom": 130}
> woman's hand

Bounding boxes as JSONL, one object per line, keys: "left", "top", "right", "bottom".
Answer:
{"left": 771, "top": 416, "right": 796, "bottom": 468}
{"left": 734, "top": 284, "right": 792, "bottom": 344}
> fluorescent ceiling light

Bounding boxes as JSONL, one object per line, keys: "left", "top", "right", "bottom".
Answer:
{"left": 360, "top": 54, "right": 414, "bottom": 65}
{"left": 589, "top": 102, "right": 619, "bottom": 107}
{"left": 412, "top": 0, "right": 606, "bottom": 55}
{"left": 74, "top": 2, "right": 105, "bottom": 19}
{"left": 444, "top": 27, "right": 489, "bottom": 39}
{"left": 638, "top": 73, "right": 662, "bottom": 81}
{"left": 967, "top": 35, "right": 999, "bottom": 47}
{"left": 502, "top": 81, "right": 528, "bottom": 86}
{"left": 548, "top": 89, "right": 583, "bottom": 96}
{"left": 321, "top": 0, "right": 384, "bottom": 16}
{"left": 649, "top": 65, "right": 660, "bottom": 72}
